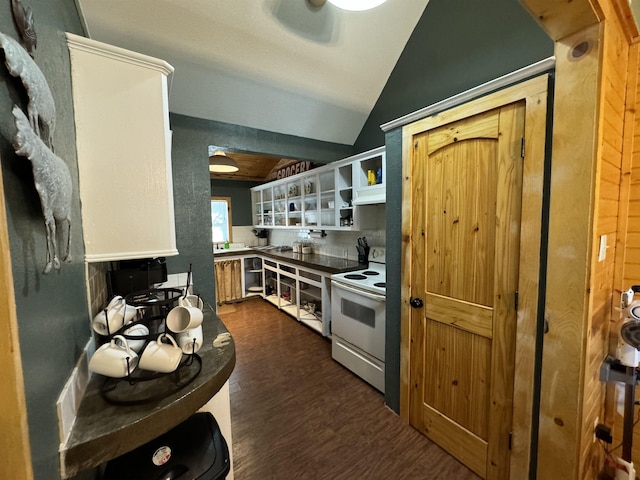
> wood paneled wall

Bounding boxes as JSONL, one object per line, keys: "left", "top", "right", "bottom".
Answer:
{"left": 580, "top": 5, "right": 630, "bottom": 477}
{"left": 606, "top": 36, "right": 640, "bottom": 467}
{"left": 623, "top": 48, "right": 640, "bottom": 290}
{"left": 521, "top": 0, "right": 637, "bottom": 478}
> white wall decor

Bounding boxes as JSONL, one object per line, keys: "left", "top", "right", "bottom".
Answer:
{"left": 12, "top": 106, "right": 72, "bottom": 273}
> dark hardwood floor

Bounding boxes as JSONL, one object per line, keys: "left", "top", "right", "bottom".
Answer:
{"left": 220, "top": 297, "right": 480, "bottom": 480}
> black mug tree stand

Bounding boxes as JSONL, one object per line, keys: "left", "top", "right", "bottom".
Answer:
{"left": 97, "top": 288, "right": 202, "bottom": 406}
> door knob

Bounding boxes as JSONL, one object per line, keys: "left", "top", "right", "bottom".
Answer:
{"left": 410, "top": 297, "right": 424, "bottom": 308}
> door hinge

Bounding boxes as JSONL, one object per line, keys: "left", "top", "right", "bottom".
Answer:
{"left": 520, "top": 137, "right": 525, "bottom": 159}
{"left": 514, "top": 291, "right": 519, "bottom": 312}
{"left": 509, "top": 432, "right": 513, "bottom": 450}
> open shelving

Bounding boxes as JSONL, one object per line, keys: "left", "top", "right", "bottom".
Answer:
{"left": 251, "top": 146, "right": 384, "bottom": 231}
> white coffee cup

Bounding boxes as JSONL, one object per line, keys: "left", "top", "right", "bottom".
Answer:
{"left": 122, "top": 323, "right": 149, "bottom": 353}
{"left": 89, "top": 335, "right": 138, "bottom": 378}
{"left": 177, "top": 325, "right": 203, "bottom": 354}
{"left": 167, "top": 305, "right": 203, "bottom": 333}
{"left": 178, "top": 294, "right": 204, "bottom": 310}
{"left": 139, "top": 334, "right": 183, "bottom": 373}
{"left": 92, "top": 296, "right": 138, "bottom": 336}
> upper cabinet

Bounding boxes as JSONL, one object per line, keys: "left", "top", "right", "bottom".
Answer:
{"left": 251, "top": 147, "right": 384, "bottom": 231}
{"left": 66, "top": 33, "right": 178, "bottom": 262}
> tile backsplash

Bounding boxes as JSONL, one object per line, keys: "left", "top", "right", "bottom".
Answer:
{"left": 87, "top": 262, "right": 109, "bottom": 317}
{"left": 232, "top": 225, "right": 262, "bottom": 247}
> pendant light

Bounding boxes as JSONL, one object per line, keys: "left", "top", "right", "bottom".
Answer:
{"left": 209, "top": 150, "right": 239, "bottom": 173}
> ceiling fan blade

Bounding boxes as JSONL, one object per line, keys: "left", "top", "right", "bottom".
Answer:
{"left": 267, "top": 0, "right": 337, "bottom": 44}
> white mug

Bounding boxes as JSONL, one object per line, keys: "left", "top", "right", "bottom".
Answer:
{"left": 89, "top": 335, "right": 138, "bottom": 378}
{"left": 176, "top": 325, "right": 203, "bottom": 354}
{"left": 167, "top": 305, "right": 203, "bottom": 333}
{"left": 178, "top": 294, "right": 204, "bottom": 310}
{"left": 139, "top": 334, "right": 183, "bottom": 373}
{"left": 122, "top": 323, "right": 149, "bottom": 353}
{"left": 92, "top": 297, "right": 138, "bottom": 336}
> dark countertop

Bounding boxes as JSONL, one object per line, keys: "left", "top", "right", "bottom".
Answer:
{"left": 59, "top": 305, "right": 236, "bottom": 479}
{"left": 213, "top": 247, "right": 362, "bottom": 274}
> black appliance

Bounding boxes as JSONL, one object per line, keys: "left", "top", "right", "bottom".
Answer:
{"left": 108, "top": 258, "right": 168, "bottom": 297}
{"left": 103, "top": 412, "right": 230, "bottom": 480}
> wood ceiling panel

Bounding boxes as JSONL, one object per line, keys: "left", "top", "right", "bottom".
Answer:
{"left": 209, "top": 151, "right": 299, "bottom": 182}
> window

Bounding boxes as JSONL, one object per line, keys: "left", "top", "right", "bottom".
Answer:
{"left": 211, "top": 197, "right": 232, "bottom": 243}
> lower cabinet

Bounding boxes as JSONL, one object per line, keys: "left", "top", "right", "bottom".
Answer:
{"left": 214, "top": 258, "right": 242, "bottom": 304}
{"left": 243, "top": 256, "right": 263, "bottom": 298}
{"left": 215, "top": 255, "right": 265, "bottom": 305}
{"left": 214, "top": 254, "right": 332, "bottom": 336}
{"left": 262, "top": 258, "right": 331, "bottom": 336}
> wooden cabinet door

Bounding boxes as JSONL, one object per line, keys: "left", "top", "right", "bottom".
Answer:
{"left": 409, "top": 101, "right": 525, "bottom": 479}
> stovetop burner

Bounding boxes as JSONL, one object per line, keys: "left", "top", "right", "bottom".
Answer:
{"left": 345, "top": 274, "right": 367, "bottom": 280}
{"left": 331, "top": 247, "right": 386, "bottom": 296}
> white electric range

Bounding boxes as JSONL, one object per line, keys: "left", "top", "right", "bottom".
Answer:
{"left": 330, "top": 247, "right": 386, "bottom": 393}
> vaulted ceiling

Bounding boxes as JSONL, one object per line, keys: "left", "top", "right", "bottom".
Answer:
{"left": 76, "top": 0, "right": 430, "bottom": 149}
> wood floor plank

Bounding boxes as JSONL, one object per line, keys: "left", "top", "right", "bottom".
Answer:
{"left": 221, "top": 297, "right": 480, "bottom": 480}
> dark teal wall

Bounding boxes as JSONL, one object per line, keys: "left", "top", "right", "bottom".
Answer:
{"left": 211, "top": 180, "right": 261, "bottom": 226}
{"left": 367, "top": 0, "right": 553, "bottom": 412}
{"left": 0, "top": 2, "right": 93, "bottom": 479}
{"left": 167, "top": 113, "right": 354, "bottom": 305}
{"left": 355, "top": 0, "right": 552, "bottom": 151}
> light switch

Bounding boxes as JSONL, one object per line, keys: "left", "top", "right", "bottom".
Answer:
{"left": 598, "top": 234, "right": 608, "bottom": 262}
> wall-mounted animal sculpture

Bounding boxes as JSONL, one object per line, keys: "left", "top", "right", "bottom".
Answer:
{"left": 0, "top": 32, "right": 54, "bottom": 148}
{"left": 11, "top": 0, "right": 37, "bottom": 54}
{"left": 12, "top": 105, "right": 71, "bottom": 274}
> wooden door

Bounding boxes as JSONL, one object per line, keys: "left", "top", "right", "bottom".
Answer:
{"left": 408, "top": 101, "right": 525, "bottom": 479}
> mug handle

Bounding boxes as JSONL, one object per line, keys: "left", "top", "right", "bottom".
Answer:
{"left": 107, "top": 295, "right": 124, "bottom": 310}
{"left": 158, "top": 333, "right": 178, "bottom": 348}
{"left": 112, "top": 335, "right": 132, "bottom": 355}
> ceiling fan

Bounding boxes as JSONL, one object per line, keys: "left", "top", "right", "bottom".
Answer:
{"left": 307, "top": 0, "right": 388, "bottom": 11}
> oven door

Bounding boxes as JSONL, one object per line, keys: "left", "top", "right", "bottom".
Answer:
{"left": 331, "top": 279, "right": 386, "bottom": 361}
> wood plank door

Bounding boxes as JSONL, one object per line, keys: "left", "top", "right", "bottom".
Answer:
{"left": 408, "top": 101, "right": 525, "bottom": 480}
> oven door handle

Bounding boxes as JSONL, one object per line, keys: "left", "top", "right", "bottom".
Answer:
{"left": 331, "top": 280, "right": 386, "bottom": 302}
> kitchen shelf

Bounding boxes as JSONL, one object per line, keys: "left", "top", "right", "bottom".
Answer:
{"left": 300, "top": 285, "right": 321, "bottom": 300}
{"left": 282, "top": 304, "right": 298, "bottom": 318}
{"left": 251, "top": 146, "right": 384, "bottom": 231}
{"left": 300, "top": 317, "right": 323, "bottom": 334}
{"left": 266, "top": 294, "right": 280, "bottom": 306}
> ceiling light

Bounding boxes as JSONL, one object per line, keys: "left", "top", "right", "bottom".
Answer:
{"left": 327, "top": 0, "right": 387, "bottom": 11}
{"left": 209, "top": 150, "right": 239, "bottom": 173}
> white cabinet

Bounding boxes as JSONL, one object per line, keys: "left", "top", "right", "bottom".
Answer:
{"left": 214, "top": 255, "right": 264, "bottom": 304}
{"left": 351, "top": 148, "right": 386, "bottom": 205}
{"left": 262, "top": 258, "right": 331, "bottom": 336}
{"left": 66, "top": 33, "right": 178, "bottom": 262}
{"left": 243, "top": 256, "right": 263, "bottom": 297}
{"left": 251, "top": 146, "right": 384, "bottom": 231}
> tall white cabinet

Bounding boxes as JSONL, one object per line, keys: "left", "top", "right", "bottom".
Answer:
{"left": 66, "top": 33, "right": 178, "bottom": 262}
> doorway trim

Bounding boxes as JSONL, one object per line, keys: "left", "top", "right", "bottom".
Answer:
{"left": 0, "top": 154, "right": 34, "bottom": 479}
{"left": 400, "top": 74, "right": 550, "bottom": 478}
